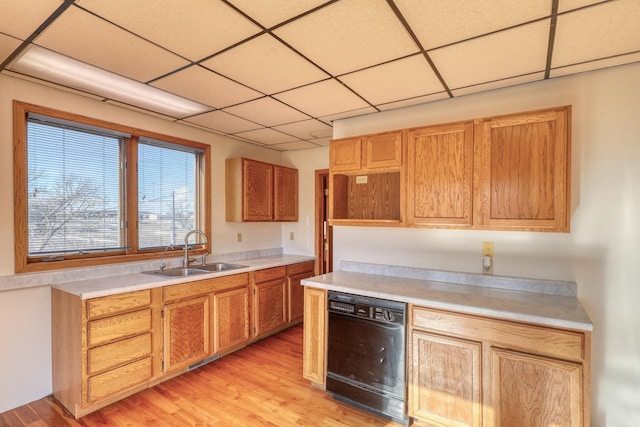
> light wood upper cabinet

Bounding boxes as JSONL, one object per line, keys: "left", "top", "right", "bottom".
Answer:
{"left": 226, "top": 158, "right": 298, "bottom": 222}
{"left": 407, "top": 121, "right": 474, "bottom": 227}
{"left": 329, "top": 131, "right": 404, "bottom": 225}
{"left": 274, "top": 165, "right": 298, "bottom": 221}
{"left": 328, "top": 106, "right": 571, "bottom": 232}
{"left": 476, "top": 106, "right": 570, "bottom": 232}
{"left": 330, "top": 131, "right": 402, "bottom": 172}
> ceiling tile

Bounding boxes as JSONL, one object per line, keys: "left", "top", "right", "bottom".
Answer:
{"left": 318, "top": 106, "right": 378, "bottom": 123}
{"left": 223, "top": 97, "right": 310, "bottom": 127}
{"left": 104, "top": 100, "right": 177, "bottom": 120}
{"left": 35, "top": 6, "right": 189, "bottom": 82}
{"left": 340, "top": 55, "right": 444, "bottom": 105}
{"left": 431, "top": 20, "right": 550, "bottom": 89}
{"left": 376, "top": 92, "right": 450, "bottom": 111}
{"left": 272, "top": 119, "right": 332, "bottom": 140}
{"left": 201, "top": 34, "right": 328, "bottom": 95}
{"left": 451, "top": 72, "right": 545, "bottom": 97}
{"left": 184, "top": 110, "right": 261, "bottom": 134}
{"left": 226, "top": 0, "right": 329, "bottom": 28}
{"left": 151, "top": 65, "right": 261, "bottom": 109}
{"left": 0, "top": 33, "right": 22, "bottom": 63}
{"left": 396, "top": 0, "right": 551, "bottom": 50}
{"left": 551, "top": 52, "right": 640, "bottom": 78}
{"left": 0, "top": 0, "right": 62, "bottom": 39}
{"left": 552, "top": 0, "right": 640, "bottom": 68}
{"left": 273, "top": 0, "right": 418, "bottom": 75}
{"left": 78, "top": 0, "right": 262, "bottom": 62}
{"left": 308, "top": 136, "right": 331, "bottom": 147}
{"left": 274, "top": 79, "right": 371, "bottom": 118}
{"left": 272, "top": 141, "right": 320, "bottom": 150}
{"left": 234, "top": 128, "right": 299, "bottom": 145}
{"left": 558, "top": 0, "right": 605, "bottom": 13}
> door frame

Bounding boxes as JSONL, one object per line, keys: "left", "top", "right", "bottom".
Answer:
{"left": 314, "top": 169, "right": 332, "bottom": 274}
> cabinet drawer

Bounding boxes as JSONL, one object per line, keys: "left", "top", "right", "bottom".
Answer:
{"left": 411, "top": 306, "right": 585, "bottom": 362}
{"left": 87, "top": 333, "right": 152, "bottom": 375}
{"left": 88, "top": 309, "right": 151, "bottom": 347}
{"left": 87, "top": 290, "right": 151, "bottom": 320}
{"left": 287, "top": 261, "right": 314, "bottom": 276}
{"left": 87, "top": 357, "right": 152, "bottom": 403}
{"left": 255, "top": 266, "right": 286, "bottom": 283}
{"left": 163, "top": 273, "right": 249, "bottom": 303}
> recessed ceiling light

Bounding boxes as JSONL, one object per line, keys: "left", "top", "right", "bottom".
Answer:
{"left": 9, "top": 46, "right": 211, "bottom": 118}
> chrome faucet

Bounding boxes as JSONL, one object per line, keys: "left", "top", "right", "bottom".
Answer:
{"left": 183, "top": 230, "right": 208, "bottom": 268}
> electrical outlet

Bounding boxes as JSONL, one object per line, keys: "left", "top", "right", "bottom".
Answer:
{"left": 482, "top": 241, "right": 494, "bottom": 274}
{"left": 237, "top": 232, "right": 242, "bottom": 243}
{"left": 290, "top": 232, "right": 295, "bottom": 240}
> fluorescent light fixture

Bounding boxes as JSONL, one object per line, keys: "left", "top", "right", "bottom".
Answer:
{"left": 9, "top": 46, "right": 211, "bottom": 118}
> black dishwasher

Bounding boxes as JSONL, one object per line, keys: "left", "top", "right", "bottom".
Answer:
{"left": 326, "top": 291, "right": 408, "bottom": 425}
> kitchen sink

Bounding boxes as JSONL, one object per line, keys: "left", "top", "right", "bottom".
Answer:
{"left": 199, "top": 262, "right": 247, "bottom": 272}
{"left": 144, "top": 263, "right": 247, "bottom": 278}
{"left": 144, "top": 267, "right": 209, "bottom": 277}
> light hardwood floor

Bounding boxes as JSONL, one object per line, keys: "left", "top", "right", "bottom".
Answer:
{"left": 0, "top": 325, "right": 403, "bottom": 426}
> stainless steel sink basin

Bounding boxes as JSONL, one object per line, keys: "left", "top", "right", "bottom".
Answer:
{"left": 199, "top": 262, "right": 247, "bottom": 272}
{"left": 145, "top": 267, "right": 209, "bottom": 277}
{"left": 144, "top": 263, "right": 247, "bottom": 277}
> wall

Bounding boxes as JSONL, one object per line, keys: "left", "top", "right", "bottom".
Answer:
{"left": 0, "top": 74, "right": 305, "bottom": 412}
{"left": 281, "top": 146, "right": 329, "bottom": 256}
{"left": 333, "top": 62, "right": 640, "bottom": 427}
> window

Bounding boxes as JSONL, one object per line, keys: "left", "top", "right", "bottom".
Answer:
{"left": 14, "top": 101, "right": 210, "bottom": 273}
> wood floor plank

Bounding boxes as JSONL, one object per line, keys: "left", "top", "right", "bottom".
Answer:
{"left": 0, "top": 325, "right": 404, "bottom": 426}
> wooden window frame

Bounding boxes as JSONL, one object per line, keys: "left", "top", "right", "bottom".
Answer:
{"left": 13, "top": 101, "right": 211, "bottom": 273}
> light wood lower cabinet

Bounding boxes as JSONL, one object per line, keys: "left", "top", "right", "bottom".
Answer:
{"left": 214, "top": 287, "right": 250, "bottom": 354}
{"left": 52, "top": 264, "right": 311, "bottom": 418}
{"left": 491, "top": 348, "right": 583, "bottom": 427}
{"left": 302, "top": 286, "right": 326, "bottom": 386}
{"left": 287, "top": 261, "right": 315, "bottom": 324}
{"left": 52, "top": 288, "right": 161, "bottom": 418}
{"left": 409, "top": 330, "right": 482, "bottom": 427}
{"left": 253, "top": 266, "right": 288, "bottom": 338}
{"left": 408, "top": 306, "right": 590, "bottom": 427}
{"left": 162, "top": 296, "right": 210, "bottom": 373}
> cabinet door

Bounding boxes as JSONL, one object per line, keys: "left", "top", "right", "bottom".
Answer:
{"left": 477, "top": 107, "right": 570, "bottom": 231}
{"left": 274, "top": 165, "right": 298, "bottom": 221}
{"left": 254, "top": 278, "right": 287, "bottom": 337}
{"left": 213, "top": 287, "right": 250, "bottom": 354}
{"left": 490, "top": 348, "right": 583, "bottom": 427}
{"left": 330, "top": 137, "right": 361, "bottom": 172}
{"left": 409, "top": 330, "right": 482, "bottom": 427}
{"left": 407, "top": 121, "right": 474, "bottom": 227}
{"left": 302, "top": 287, "right": 326, "bottom": 385}
{"left": 243, "top": 159, "right": 273, "bottom": 221}
{"left": 362, "top": 131, "right": 402, "bottom": 170}
{"left": 288, "top": 272, "right": 313, "bottom": 324}
{"left": 163, "top": 296, "right": 210, "bottom": 373}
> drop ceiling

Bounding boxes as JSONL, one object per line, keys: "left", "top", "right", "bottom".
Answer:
{"left": 1, "top": 0, "right": 639, "bottom": 151}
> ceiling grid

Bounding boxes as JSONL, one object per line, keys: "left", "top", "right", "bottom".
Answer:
{"left": 0, "top": 0, "right": 637, "bottom": 150}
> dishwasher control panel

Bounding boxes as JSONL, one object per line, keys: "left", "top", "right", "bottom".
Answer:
{"left": 328, "top": 292, "right": 405, "bottom": 325}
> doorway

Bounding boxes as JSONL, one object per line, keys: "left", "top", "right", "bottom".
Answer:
{"left": 315, "top": 169, "right": 332, "bottom": 274}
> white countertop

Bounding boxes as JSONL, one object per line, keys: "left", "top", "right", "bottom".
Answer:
{"left": 54, "top": 254, "right": 315, "bottom": 299}
{"left": 302, "top": 263, "right": 592, "bottom": 332}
